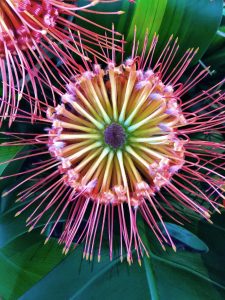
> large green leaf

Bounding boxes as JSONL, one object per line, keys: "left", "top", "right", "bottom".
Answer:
{"left": 77, "top": 0, "right": 223, "bottom": 60}
{"left": 0, "top": 197, "right": 66, "bottom": 248}
{"left": 0, "top": 199, "right": 66, "bottom": 299}
{"left": 20, "top": 247, "right": 150, "bottom": 300}
{"left": 202, "top": 4, "right": 225, "bottom": 71}
{"left": 203, "top": 27, "right": 225, "bottom": 72}
{"left": 17, "top": 213, "right": 225, "bottom": 300}
{"left": 0, "top": 199, "right": 39, "bottom": 248}
{"left": 197, "top": 212, "right": 225, "bottom": 295}
{"left": 0, "top": 231, "right": 65, "bottom": 300}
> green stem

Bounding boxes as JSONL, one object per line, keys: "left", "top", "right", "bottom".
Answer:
{"left": 143, "top": 255, "right": 160, "bottom": 300}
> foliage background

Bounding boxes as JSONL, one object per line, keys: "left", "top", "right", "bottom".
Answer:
{"left": 0, "top": 1, "right": 225, "bottom": 299}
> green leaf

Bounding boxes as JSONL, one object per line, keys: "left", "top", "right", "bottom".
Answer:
{"left": 77, "top": 0, "right": 223, "bottom": 61}
{"left": 0, "top": 231, "right": 65, "bottom": 300}
{"left": 19, "top": 244, "right": 151, "bottom": 300}
{"left": 0, "top": 200, "right": 37, "bottom": 248}
{"left": 197, "top": 212, "right": 225, "bottom": 293}
{"left": 159, "top": 222, "right": 209, "bottom": 253}
{"left": 140, "top": 217, "right": 225, "bottom": 300}
{"left": 0, "top": 145, "right": 24, "bottom": 207}
{"left": 18, "top": 214, "right": 225, "bottom": 300}
{"left": 203, "top": 26, "right": 225, "bottom": 71}
{"left": 0, "top": 197, "right": 66, "bottom": 248}
{"left": 0, "top": 145, "right": 23, "bottom": 176}
{"left": 0, "top": 198, "right": 66, "bottom": 299}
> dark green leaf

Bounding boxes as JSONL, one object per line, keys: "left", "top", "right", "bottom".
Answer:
{"left": 0, "top": 231, "right": 65, "bottom": 300}
{"left": 18, "top": 214, "right": 225, "bottom": 300}
{"left": 0, "top": 198, "right": 65, "bottom": 248}
{"left": 159, "top": 222, "right": 209, "bottom": 253}
{"left": 20, "top": 245, "right": 150, "bottom": 300}
{"left": 77, "top": 0, "right": 223, "bottom": 61}
{"left": 0, "top": 145, "right": 25, "bottom": 212}
{"left": 0, "top": 146, "right": 22, "bottom": 177}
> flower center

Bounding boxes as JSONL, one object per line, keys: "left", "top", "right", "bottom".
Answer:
{"left": 104, "top": 123, "right": 126, "bottom": 149}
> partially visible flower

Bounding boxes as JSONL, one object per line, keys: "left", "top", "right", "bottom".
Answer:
{"left": 1, "top": 30, "right": 224, "bottom": 264}
{"left": 0, "top": 0, "right": 123, "bottom": 124}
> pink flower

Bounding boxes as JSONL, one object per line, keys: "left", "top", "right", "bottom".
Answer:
{"left": 0, "top": 0, "right": 123, "bottom": 125}
{"left": 1, "top": 30, "right": 224, "bottom": 264}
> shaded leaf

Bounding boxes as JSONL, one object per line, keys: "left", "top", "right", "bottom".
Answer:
{"left": 20, "top": 245, "right": 150, "bottom": 300}
{"left": 77, "top": 0, "right": 223, "bottom": 61}
{"left": 0, "top": 146, "right": 22, "bottom": 177}
{"left": 0, "top": 231, "right": 65, "bottom": 300}
{"left": 18, "top": 214, "right": 225, "bottom": 300}
{"left": 0, "top": 145, "right": 24, "bottom": 210}
{"left": 160, "top": 222, "right": 209, "bottom": 253}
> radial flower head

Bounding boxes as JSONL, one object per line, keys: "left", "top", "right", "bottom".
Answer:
{"left": 46, "top": 57, "right": 187, "bottom": 212}
{"left": 0, "top": 0, "right": 123, "bottom": 124}
{"left": 1, "top": 29, "right": 225, "bottom": 264}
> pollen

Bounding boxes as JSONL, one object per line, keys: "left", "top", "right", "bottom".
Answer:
{"left": 47, "top": 60, "right": 187, "bottom": 207}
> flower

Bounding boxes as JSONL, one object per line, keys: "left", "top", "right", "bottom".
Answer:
{"left": 1, "top": 30, "right": 224, "bottom": 264}
{"left": 0, "top": 0, "right": 123, "bottom": 125}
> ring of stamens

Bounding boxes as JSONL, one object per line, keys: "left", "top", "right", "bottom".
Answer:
{"left": 47, "top": 60, "right": 187, "bottom": 207}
